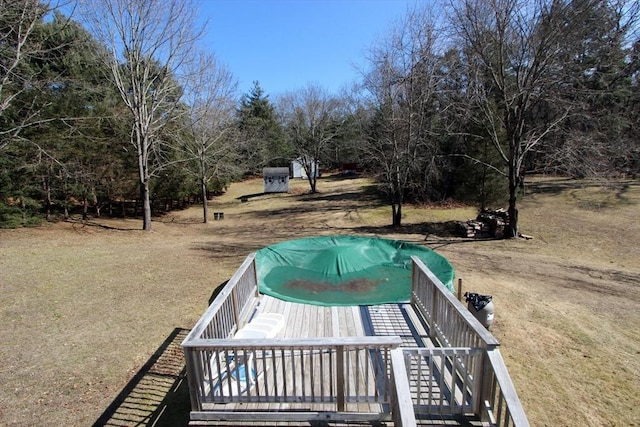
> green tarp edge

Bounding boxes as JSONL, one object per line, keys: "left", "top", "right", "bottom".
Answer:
{"left": 255, "top": 235, "right": 455, "bottom": 306}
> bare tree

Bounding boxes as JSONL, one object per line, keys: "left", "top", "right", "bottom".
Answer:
{"left": 448, "top": 0, "right": 630, "bottom": 237}
{"left": 361, "top": 6, "right": 447, "bottom": 226}
{"left": 81, "top": 0, "right": 204, "bottom": 231}
{"left": 278, "top": 84, "right": 342, "bottom": 193}
{"left": 179, "top": 52, "right": 239, "bottom": 223}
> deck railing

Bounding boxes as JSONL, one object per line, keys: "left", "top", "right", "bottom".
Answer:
{"left": 182, "top": 253, "right": 259, "bottom": 411}
{"left": 480, "top": 348, "right": 530, "bottom": 427}
{"left": 182, "top": 253, "right": 403, "bottom": 422}
{"left": 184, "top": 253, "right": 258, "bottom": 343}
{"left": 400, "top": 347, "right": 484, "bottom": 416}
{"left": 411, "top": 257, "right": 499, "bottom": 350}
{"left": 182, "top": 253, "right": 528, "bottom": 426}
{"left": 184, "top": 336, "right": 402, "bottom": 421}
{"left": 389, "top": 345, "right": 488, "bottom": 427}
{"left": 389, "top": 348, "right": 417, "bottom": 427}
{"left": 409, "top": 256, "right": 529, "bottom": 427}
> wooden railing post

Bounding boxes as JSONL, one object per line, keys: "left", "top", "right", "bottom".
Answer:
{"left": 390, "top": 348, "right": 417, "bottom": 427}
{"left": 481, "top": 349, "right": 530, "bottom": 426}
{"left": 411, "top": 261, "right": 418, "bottom": 307}
{"left": 183, "top": 347, "right": 202, "bottom": 411}
{"left": 477, "top": 349, "right": 494, "bottom": 418}
{"left": 337, "top": 345, "right": 345, "bottom": 411}
{"left": 252, "top": 258, "right": 259, "bottom": 298}
{"left": 230, "top": 286, "right": 240, "bottom": 327}
{"left": 430, "top": 278, "right": 438, "bottom": 340}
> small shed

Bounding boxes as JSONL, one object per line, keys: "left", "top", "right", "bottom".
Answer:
{"left": 291, "top": 157, "right": 319, "bottom": 179}
{"left": 263, "top": 167, "right": 290, "bottom": 193}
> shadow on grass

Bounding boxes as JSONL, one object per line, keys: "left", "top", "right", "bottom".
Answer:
{"left": 298, "top": 190, "right": 384, "bottom": 206}
{"left": 235, "top": 192, "right": 265, "bottom": 201}
{"left": 348, "top": 221, "right": 501, "bottom": 249}
{"left": 526, "top": 177, "right": 637, "bottom": 196}
{"left": 351, "top": 220, "right": 461, "bottom": 239}
{"left": 67, "top": 219, "right": 141, "bottom": 231}
{"left": 92, "top": 328, "right": 191, "bottom": 427}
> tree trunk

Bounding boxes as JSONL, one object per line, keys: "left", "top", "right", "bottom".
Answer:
{"left": 43, "top": 177, "right": 52, "bottom": 221}
{"left": 92, "top": 191, "right": 100, "bottom": 217}
{"left": 393, "top": 203, "right": 402, "bottom": 226}
{"left": 391, "top": 191, "right": 402, "bottom": 226}
{"left": 201, "top": 178, "right": 208, "bottom": 224}
{"left": 304, "top": 159, "right": 318, "bottom": 193}
{"left": 82, "top": 196, "right": 88, "bottom": 221}
{"left": 480, "top": 138, "right": 488, "bottom": 211}
{"left": 506, "top": 156, "right": 519, "bottom": 238}
{"left": 137, "top": 128, "right": 152, "bottom": 231}
{"left": 507, "top": 200, "right": 518, "bottom": 238}
{"left": 141, "top": 180, "right": 151, "bottom": 231}
{"left": 308, "top": 174, "right": 317, "bottom": 193}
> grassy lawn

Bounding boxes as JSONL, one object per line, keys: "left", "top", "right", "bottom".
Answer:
{"left": 0, "top": 174, "right": 638, "bottom": 426}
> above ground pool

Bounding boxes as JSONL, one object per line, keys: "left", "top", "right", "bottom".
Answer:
{"left": 255, "top": 236, "right": 455, "bottom": 306}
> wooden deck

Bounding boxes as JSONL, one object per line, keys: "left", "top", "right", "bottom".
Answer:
{"left": 195, "top": 297, "right": 483, "bottom": 426}
{"left": 200, "top": 298, "right": 394, "bottom": 415}
{"left": 182, "top": 255, "right": 529, "bottom": 427}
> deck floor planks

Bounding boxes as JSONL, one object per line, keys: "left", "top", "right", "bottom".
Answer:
{"left": 331, "top": 306, "right": 340, "bottom": 337}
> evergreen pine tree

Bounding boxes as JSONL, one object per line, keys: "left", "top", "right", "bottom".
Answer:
{"left": 237, "top": 81, "right": 289, "bottom": 172}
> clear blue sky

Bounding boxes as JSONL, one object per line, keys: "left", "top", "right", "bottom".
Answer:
{"left": 200, "top": 0, "right": 415, "bottom": 98}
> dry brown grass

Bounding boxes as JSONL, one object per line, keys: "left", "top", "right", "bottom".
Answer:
{"left": 0, "top": 174, "right": 638, "bottom": 426}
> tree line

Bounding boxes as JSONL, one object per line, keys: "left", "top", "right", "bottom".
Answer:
{"left": 1, "top": 0, "right": 638, "bottom": 235}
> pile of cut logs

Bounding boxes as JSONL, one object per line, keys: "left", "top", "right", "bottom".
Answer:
{"left": 455, "top": 209, "right": 508, "bottom": 238}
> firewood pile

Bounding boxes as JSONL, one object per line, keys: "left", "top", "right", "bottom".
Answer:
{"left": 455, "top": 208, "right": 508, "bottom": 238}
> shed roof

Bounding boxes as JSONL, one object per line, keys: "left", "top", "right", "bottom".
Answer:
{"left": 263, "top": 167, "right": 289, "bottom": 175}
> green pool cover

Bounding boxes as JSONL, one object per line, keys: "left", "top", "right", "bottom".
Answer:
{"left": 255, "top": 236, "right": 454, "bottom": 306}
